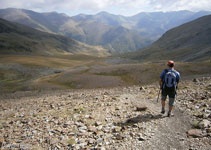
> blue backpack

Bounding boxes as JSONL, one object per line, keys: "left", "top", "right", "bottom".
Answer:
{"left": 163, "top": 69, "right": 177, "bottom": 88}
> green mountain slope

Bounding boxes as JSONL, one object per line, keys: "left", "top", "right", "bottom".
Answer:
{"left": 0, "top": 18, "right": 109, "bottom": 56}
{"left": 130, "top": 15, "right": 211, "bottom": 62}
{"left": 101, "top": 26, "right": 151, "bottom": 53}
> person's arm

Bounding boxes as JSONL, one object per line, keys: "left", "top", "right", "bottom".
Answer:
{"left": 159, "top": 79, "right": 162, "bottom": 89}
{"left": 159, "top": 70, "right": 165, "bottom": 89}
{"left": 176, "top": 72, "right": 180, "bottom": 84}
{"left": 175, "top": 72, "right": 180, "bottom": 90}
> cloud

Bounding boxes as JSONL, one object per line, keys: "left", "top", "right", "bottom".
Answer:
{"left": 0, "top": 0, "right": 211, "bottom": 15}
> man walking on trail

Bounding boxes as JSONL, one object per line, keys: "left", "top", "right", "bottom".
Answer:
{"left": 159, "top": 60, "right": 180, "bottom": 117}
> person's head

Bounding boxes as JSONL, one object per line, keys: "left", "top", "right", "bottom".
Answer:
{"left": 167, "top": 60, "right": 174, "bottom": 68}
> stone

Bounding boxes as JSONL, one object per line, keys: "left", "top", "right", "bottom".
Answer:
{"left": 112, "top": 126, "right": 122, "bottom": 133}
{"left": 75, "top": 122, "right": 84, "bottom": 127}
{"left": 136, "top": 105, "right": 147, "bottom": 111}
{"left": 79, "top": 126, "right": 87, "bottom": 130}
{"left": 78, "top": 126, "right": 87, "bottom": 133}
{"left": 104, "top": 92, "right": 109, "bottom": 95}
{"left": 85, "top": 115, "right": 90, "bottom": 119}
{"left": 193, "top": 78, "right": 199, "bottom": 83}
{"left": 19, "top": 143, "right": 33, "bottom": 150}
{"left": 56, "top": 127, "right": 63, "bottom": 133}
{"left": 115, "top": 134, "right": 124, "bottom": 140}
{"left": 112, "top": 97, "right": 117, "bottom": 100}
{"left": 138, "top": 137, "right": 145, "bottom": 141}
{"left": 97, "top": 125, "right": 103, "bottom": 130}
{"left": 187, "top": 129, "right": 202, "bottom": 138}
{"left": 97, "top": 138, "right": 104, "bottom": 144}
{"left": 140, "top": 87, "right": 145, "bottom": 91}
{"left": 105, "top": 117, "right": 112, "bottom": 122}
{"left": 88, "top": 139, "right": 95, "bottom": 144}
{"left": 88, "top": 126, "right": 97, "bottom": 133}
{"left": 101, "top": 147, "right": 106, "bottom": 150}
{"left": 75, "top": 145, "right": 80, "bottom": 150}
{"left": 198, "top": 120, "right": 210, "bottom": 129}
{"left": 95, "top": 121, "right": 102, "bottom": 126}
{"left": 132, "top": 124, "right": 139, "bottom": 128}
{"left": 78, "top": 142, "right": 87, "bottom": 147}
{"left": 115, "top": 106, "right": 121, "bottom": 110}
{"left": 206, "top": 128, "right": 211, "bottom": 133}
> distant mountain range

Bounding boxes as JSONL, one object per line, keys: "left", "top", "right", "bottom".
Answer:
{"left": 0, "top": 18, "right": 109, "bottom": 56}
{"left": 0, "top": 8, "right": 210, "bottom": 53}
{"left": 129, "top": 15, "right": 211, "bottom": 62}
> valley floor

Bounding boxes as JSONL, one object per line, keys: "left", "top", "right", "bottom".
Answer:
{"left": 0, "top": 77, "right": 210, "bottom": 150}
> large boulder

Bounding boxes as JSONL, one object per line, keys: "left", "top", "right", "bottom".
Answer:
{"left": 187, "top": 129, "right": 203, "bottom": 138}
{"left": 136, "top": 104, "right": 147, "bottom": 111}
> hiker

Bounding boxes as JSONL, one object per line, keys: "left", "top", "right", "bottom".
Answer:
{"left": 159, "top": 60, "right": 180, "bottom": 117}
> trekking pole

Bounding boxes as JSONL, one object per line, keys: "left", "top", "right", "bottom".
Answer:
{"left": 157, "top": 89, "right": 161, "bottom": 103}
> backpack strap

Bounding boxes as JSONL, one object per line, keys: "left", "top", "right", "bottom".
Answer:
{"left": 161, "top": 69, "right": 168, "bottom": 89}
{"left": 169, "top": 70, "right": 178, "bottom": 90}
{"left": 171, "top": 70, "right": 179, "bottom": 83}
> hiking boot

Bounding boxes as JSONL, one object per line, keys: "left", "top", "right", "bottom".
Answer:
{"left": 161, "top": 109, "right": 165, "bottom": 114}
{"left": 167, "top": 111, "right": 174, "bottom": 117}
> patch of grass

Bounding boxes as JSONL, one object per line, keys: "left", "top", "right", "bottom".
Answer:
{"left": 38, "top": 108, "right": 74, "bottom": 119}
{"left": 45, "top": 80, "right": 79, "bottom": 89}
{"left": 0, "top": 69, "right": 31, "bottom": 93}
{"left": 94, "top": 70, "right": 137, "bottom": 84}
{"left": 95, "top": 69, "right": 127, "bottom": 76}
{"left": 120, "top": 74, "right": 137, "bottom": 84}
{"left": 79, "top": 68, "right": 91, "bottom": 74}
{"left": 73, "top": 107, "right": 85, "bottom": 114}
{"left": 0, "top": 55, "right": 86, "bottom": 68}
{"left": 66, "top": 138, "right": 76, "bottom": 145}
{"left": 62, "top": 81, "right": 79, "bottom": 88}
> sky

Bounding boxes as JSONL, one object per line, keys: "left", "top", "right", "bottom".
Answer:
{"left": 0, "top": 0, "right": 211, "bottom": 16}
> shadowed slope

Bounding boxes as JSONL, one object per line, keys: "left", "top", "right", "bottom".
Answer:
{"left": 0, "top": 18, "right": 109, "bottom": 56}
{"left": 130, "top": 15, "right": 211, "bottom": 62}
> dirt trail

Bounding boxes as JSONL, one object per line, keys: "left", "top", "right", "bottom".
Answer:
{"left": 117, "top": 92, "right": 192, "bottom": 150}
{"left": 140, "top": 101, "right": 191, "bottom": 150}
{"left": 0, "top": 78, "right": 210, "bottom": 150}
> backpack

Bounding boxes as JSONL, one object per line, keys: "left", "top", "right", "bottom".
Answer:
{"left": 163, "top": 69, "right": 177, "bottom": 89}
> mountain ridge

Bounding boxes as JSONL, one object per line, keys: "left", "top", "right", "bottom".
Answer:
{"left": 1, "top": 8, "right": 210, "bottom": 53}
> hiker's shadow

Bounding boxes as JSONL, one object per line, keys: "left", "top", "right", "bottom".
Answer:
{"left": 117, "top": 113, "right": 165, "bottom": 126}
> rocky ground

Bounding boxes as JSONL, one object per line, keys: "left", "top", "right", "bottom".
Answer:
{"left": 0, "top": 77, "right": 210, "bottom": 150}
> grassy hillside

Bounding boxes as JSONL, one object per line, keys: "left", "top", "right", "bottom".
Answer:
{"left": 129, "top": 15, "right": 211, "bottom": 62}
{"left": 0, "top": 54, "right": 102, "bottom": 93}
{"left": 1, "top": 54, "right": 210, "bottom": 94}
{"left": 0, "top": 18, "right": 109, "bottom": 56}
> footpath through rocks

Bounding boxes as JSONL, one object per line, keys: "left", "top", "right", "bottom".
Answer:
{"left": 0, "top": 77, "right": 210, "bottom": 150}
